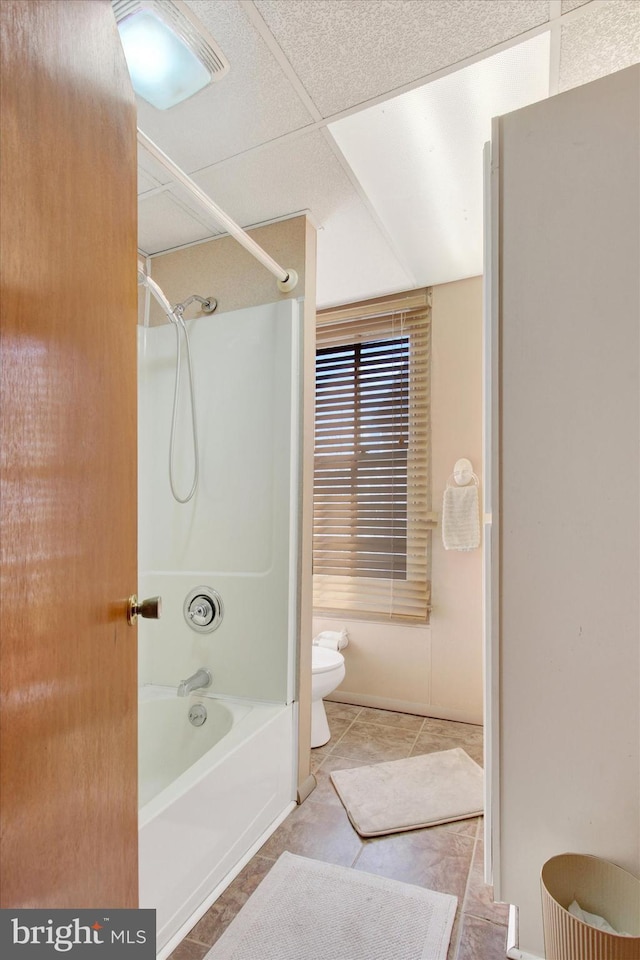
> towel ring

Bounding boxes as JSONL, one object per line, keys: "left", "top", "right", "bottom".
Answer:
{"left": 447, "top": 458, "right": 479, "bottom": 487}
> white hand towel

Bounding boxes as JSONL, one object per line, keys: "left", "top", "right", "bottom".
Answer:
{"left": 442, "top": 485, "right": 480, "bottom": 551}
{"left": 313, "top": 629, "right": 349, "bottom": 651}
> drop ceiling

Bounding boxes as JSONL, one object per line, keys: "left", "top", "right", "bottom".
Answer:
{"left": 136, "top": 0, "right": 640, "bottom": 306}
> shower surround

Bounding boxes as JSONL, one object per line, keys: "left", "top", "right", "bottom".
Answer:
{"left": 137, "top": 298, "right": 301, "bottom": 953}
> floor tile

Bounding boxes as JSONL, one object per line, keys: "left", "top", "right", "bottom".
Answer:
{"left": 186, "top": 855, "right": 274, "bottom": 947}
{"left": 463, "top": 833, "right": 510, "bottom": 926}
{"left": 319, "top": 715, "right": 352, "bottom": 746}
{"left": 310, "top": 754, "right": 368, "bottom": 808}
{"left": 323, "top": 700, "right": 362, "bottom": 722}
{"left": 356, "top": 706, "right": 425, "bottom": 733}
{"left": 257, "top": 792, "right": 363, "bottom": 866}
{"left": 309, "top": 751, "right": 325, "bottom": 774}
{"left": 330, "top": 720, "right": 418, "bottom": 763}
{"left": 429, "top": 816, "right": 482, "bottom": 840}
{"left": 309, "top": 739, "right": 334, "bottom": 764}
{"left": 422, "top": 718, "right": 483, "bottom": 741}
{"left": 353, "top": 825, "right": 475, "bottom": 900}
{"left": 410, "top": 730, "right": 483, "bottom": 768}
{"left": 455, "top": 914, "right": 509, "bottom": 960}
{"left": 461, "top": 740, "right": 484, "bottom": 766}
{"left": 167, "top": 938, "right": 210, "bottom": 960}
{"left": 446, "top": 911, "right": 464, "bottom": 960}
{"left": 168, "top": 711, "right": 509, "bottom": 960}
{"left": 415, "top": 725, "right": 483, "bottom": 749}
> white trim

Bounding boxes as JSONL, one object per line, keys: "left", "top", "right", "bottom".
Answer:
{"left": 287, "top": 298, "right": 302, "bottom": 704}
{"left": 507, "top": 905, "right": 545, "bottom": 960}
{"left": 155, "top": 801, "right": 296, "bottom": 960}
{"left": 482, "top": 140, "right": 493, "bottom": 885}
{"left": 484, "top": 117, "right": 503, "bottom": 901}
{"left": 325, "top": 691, "right": 482, "bottom": 726}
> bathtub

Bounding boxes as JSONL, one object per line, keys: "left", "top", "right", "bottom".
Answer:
{"left": 138, "top": 685, "right": 295, "bottom": 955}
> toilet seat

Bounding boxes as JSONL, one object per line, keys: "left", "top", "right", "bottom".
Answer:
{"left": 312, "top": 646, "right": 344, "bottom": 674}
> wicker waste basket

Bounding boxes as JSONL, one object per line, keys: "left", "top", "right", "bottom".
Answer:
{"left": 541, "top": 853, "right": 640, "bottom": 960}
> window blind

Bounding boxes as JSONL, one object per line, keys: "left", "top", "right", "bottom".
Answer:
{"left": 313, "top": 290, "right": 432, "bottom": 623}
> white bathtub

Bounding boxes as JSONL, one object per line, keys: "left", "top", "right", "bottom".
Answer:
{"left": 138, "top": 686, "right": 295, "bottom": 955}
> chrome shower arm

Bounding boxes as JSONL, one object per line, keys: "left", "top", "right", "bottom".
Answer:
{"left": 173, "top": 294, "right": 217, "bottom": 315}
{"left": 138, "top": 262, "right": 217, "bottom": 321}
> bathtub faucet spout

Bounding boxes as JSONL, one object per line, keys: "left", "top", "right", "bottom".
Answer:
{"left": 177, "top": 668, "right": 212, "bottom": 697}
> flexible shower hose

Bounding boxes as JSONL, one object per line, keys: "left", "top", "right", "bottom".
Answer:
{"left": 168, "top": 311, "right": 199, "bottom": 503}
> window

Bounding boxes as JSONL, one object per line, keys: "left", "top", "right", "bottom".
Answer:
{"left": 313, "top": 290, "right": 432, "bottom": 623}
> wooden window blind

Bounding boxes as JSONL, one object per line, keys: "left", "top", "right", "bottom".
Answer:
{"left": 313, "top": 289, "right": 432, "bottom": 623}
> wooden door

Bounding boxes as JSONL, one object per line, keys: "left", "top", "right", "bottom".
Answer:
{"left": 0, "top": 0, "right": 139, "bottom": 906}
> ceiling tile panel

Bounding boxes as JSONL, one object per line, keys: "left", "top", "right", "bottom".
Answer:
{"left": 192, "top": 130, "right": 360, "bottom": 229}
{"left": 132, "top": 0, "right": 639, "bottom": 305}
{"left": 561, "top": 0, "right": 590, "bottom": 12}
{"left": 138, "top": 192, "right": 221, "bottom": 255}
{"left": 255, "top": 0, "right": 549, "bottom": 117}
{"left": 134, "top": 0, "right": 315, "bottom": 174}
{"left": 329, "top": 33, "right": 550, "bottom": 289}
{"left": 138, "top": 148, "right": 173, "bottom": 188}
{"left": 316, "top": 196, "right": 415, "bottom": 308}
{"left": 559, "top": 0, "right": 640, "bottom": 91}
{"left": 138, "top": 168, "right": 162, "bottom": 195}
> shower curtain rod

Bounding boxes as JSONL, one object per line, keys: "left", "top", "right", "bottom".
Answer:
{"left": 137, "top": 128, "right": 298, "bottom": 293}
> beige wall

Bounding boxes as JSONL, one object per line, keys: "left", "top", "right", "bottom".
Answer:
{"left": 314, "top": 275, "right": 484, "bottom": 725}
{"left": 144, "top": 215, "right": 316, "bottom": 797}
{"left": 140, "top": 215, "right": 309, "bottom": 325}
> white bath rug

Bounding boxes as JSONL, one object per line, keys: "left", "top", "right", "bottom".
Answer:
{"left": 330, "top": 747, "right": 483, "bottom": 837}
{"left": 204, "top": 851, "right": 457, "bottom": 960}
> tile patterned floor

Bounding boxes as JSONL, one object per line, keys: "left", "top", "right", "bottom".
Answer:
{"left": 169, "top": 703, "right": 509, "bottom": 960}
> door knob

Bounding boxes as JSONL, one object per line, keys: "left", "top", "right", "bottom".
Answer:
{"left": 127, "top": 595, "right": 162, "bottom": 625}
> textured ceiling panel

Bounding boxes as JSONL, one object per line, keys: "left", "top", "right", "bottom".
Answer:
{"left": 192, "top": 130, "right": 360, "bottom": 230}
{"left": 316, "top": 195, "right": 415, "bottom": 308}
{"left": 138, "top": 168, "right": 162, "bottom": 195}
{"left": 561, "top": 0, "right": 590, "bottom": 12}
{"left": 330, "top": 33, "right": 550, "bottom": 289}
{"left": 138, "top": 148, "right": 172, "bottom": 188}
{"left": 133, "top": 0, "right": 639, "bottom": 303}
{"left": 559, "top": 0, "right": 640, "bottom": 91}
{"left": 138, "top": 192, "right": 220, "bottom": 255}
{"left": 134, "top": 0, "right": 314, "bottom": 174}
{"left": 255, "top": 0, "right": 549, "bottom": 117}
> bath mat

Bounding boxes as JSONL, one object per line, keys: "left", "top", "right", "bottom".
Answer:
{"left": 204, "top": 851, "right": 457, "bottom": 960}
{"left": 330, "top": 747, "right": 483, "bottom": 837}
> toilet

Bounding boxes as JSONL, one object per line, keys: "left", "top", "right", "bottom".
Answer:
{"left": 311, "top": 646, "right": 346, "bottom": 748}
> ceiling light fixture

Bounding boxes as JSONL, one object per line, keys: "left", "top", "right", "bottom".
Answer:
{"left": 112, "top": 0, "right": 229, "bottom": 110}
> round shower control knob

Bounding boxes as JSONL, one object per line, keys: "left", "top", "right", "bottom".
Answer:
{"left": 188, "top": 596, "right": 214, "bottom": 627}
{"left": 183, "top": 586, "right": 224, "bottom": 633}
